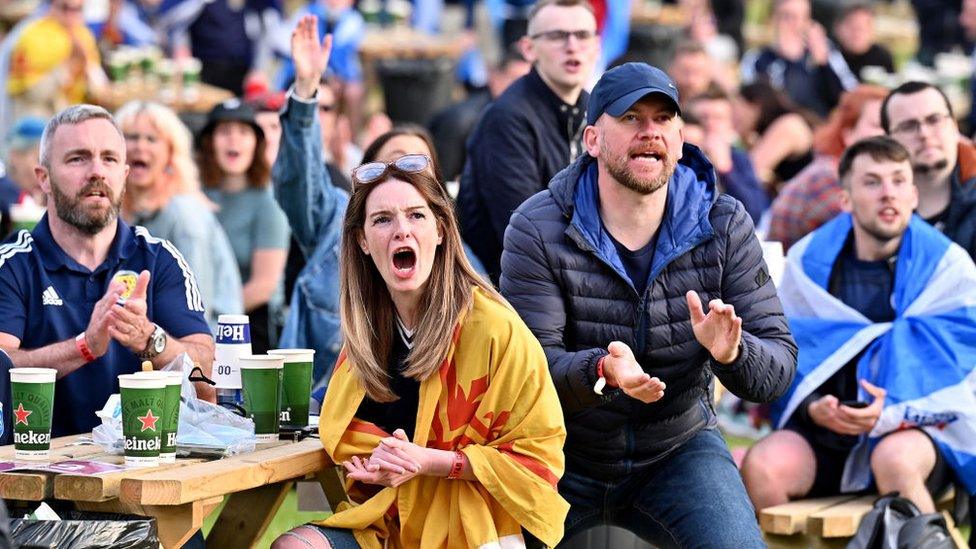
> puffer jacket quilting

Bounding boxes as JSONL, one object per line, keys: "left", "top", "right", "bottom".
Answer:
{"left": 501, "top": 146, "right": 797, "bottom": 480}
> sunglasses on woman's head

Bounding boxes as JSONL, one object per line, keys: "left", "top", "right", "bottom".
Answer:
{"left": 352, "top": 154, "right": 431, "bottom": 185}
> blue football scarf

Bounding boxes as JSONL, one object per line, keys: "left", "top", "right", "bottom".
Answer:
{"left": 772, "top": 213, "right": 976, "bottom": 494}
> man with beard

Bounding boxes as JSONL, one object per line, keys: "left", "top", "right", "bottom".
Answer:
{"left": 500, "top": 63, "right": 797, "bottom": 546}
{"left": 743, "top": 136, "right": 975, "bottom": 522}
{"left": 883, "top": 81, "right": 976, "bottom": 260}
{"left": 0, "top": 104, "right": 215, "bottom": 437}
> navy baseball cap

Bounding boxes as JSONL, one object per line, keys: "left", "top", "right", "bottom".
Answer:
{"left": 586, "top": 63, "right": 681, "bottom": 125}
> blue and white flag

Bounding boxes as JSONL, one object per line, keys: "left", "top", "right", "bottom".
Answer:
{"left": 772, "top": 213, "right": 976, "bottom": 494}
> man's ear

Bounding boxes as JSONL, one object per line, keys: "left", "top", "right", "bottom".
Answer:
{"left": 35, "top": 166, "right": 50, "bottom": 194}
{"left": 518, "top": 36, "right": 537, "bottom": 64}
{"left": 583, "top": 125, "right": 600, "bottom": 157}
{"left": 839, "top": 185, "right": 853, "bottom": 213}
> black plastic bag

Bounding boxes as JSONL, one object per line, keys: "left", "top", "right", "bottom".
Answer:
{"left": 10, "top": 510, "right": 158, "bottom": 549}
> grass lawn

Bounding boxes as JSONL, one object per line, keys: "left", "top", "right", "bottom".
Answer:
{"left": 200, "top": 487, "right": 331, "bottom": 548}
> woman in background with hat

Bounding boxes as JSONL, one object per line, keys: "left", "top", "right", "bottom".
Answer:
{"left": 116, "top": 100, "right": 243, "bottom": 328}
{"left": 199, "top": 99, "right": 291, "bottom": 352}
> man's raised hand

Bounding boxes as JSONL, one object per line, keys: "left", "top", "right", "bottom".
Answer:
{"left": 686, "top": 290, "right": 742, "bottom": 364}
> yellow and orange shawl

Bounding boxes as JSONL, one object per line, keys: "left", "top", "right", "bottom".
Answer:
{"left": 318, "top": 288, "right": 569, "bottom": 548}
{"left": 7, "top": 16, "right": 99, "bottom": 103}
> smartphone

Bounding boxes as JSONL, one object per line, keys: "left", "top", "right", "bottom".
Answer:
{"left": 840, "top": 400, "right": 869, "bottom": 409}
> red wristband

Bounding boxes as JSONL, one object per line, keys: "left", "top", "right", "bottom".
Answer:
{"left": 75, "top": 332, "right": 96, "bottom": 363}
{"left": 447, "top": 450, "right": 465, "bottom": 480}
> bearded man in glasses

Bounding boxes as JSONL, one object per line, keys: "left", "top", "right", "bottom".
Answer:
{"left": 457, "top": 0, "right": 600, "bottom": 284}
{"left": 882, "top": 81, "right": 976, "bottom": 260}
{"left": 501, "top": 62, "right": 797, "bottom": 547}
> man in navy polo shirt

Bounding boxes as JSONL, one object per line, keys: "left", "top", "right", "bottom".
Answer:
{"left": 0, "top": 104, "right": 215, "bottom": 437}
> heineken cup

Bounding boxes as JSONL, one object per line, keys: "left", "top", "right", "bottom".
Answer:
{"left": 214, "top": 314, "right": 252, "bottom": 407}
{"left": 118, "top": 374, "right": 166, "bottom": 467}
{"left": 10, "top": 368, "right": 56, "bottom": 460}
{"left": 133, "top": 371, "right": 182, "bottom": 463}
{"left": 239, "top": 355, "right": 284, "bottom": 442}
{"left": 268, "top": 349, "right": 315, "bottom": 429}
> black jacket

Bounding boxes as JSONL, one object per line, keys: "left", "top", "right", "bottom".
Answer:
{"left": 943, "top": 141, "right": 976, "bottom": 261}
{"left": 500, "top": 147, "right": 797, "bottom": 480}
{"left": 457, "top": 68, "right": 587, "bottom": 282}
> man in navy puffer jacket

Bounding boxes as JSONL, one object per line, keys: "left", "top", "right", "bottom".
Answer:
{"left": 501, "top": 63, "right": 798, "bottom": 548}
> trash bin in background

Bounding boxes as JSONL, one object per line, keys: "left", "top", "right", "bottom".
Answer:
{"left": 376, "top": 57, "right": 457, "bottom": 126}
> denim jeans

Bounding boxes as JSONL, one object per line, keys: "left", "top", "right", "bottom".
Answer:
{"left": 557, "top": 428, "right": 764, "bottom": 549}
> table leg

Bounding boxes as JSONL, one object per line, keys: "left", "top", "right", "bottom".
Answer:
{"left": 316, "top": 466, "right": 349, "bottom": 511}
{"left": 205, "top": 481, "right": 293, "bottom": 549}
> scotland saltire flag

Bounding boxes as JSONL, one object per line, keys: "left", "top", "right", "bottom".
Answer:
{"left": 772, "top": 213, "right": 976, "bottom": 495}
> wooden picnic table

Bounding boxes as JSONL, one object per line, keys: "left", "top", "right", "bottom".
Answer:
{"left": 0, "top": 434, "right": 347, "bottom": 548}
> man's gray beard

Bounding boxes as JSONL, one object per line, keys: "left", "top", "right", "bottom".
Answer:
{"left": 51, "top": 179, "right": 122, "bottom": 236}
{"left": 913, "top": 158, "right": 949, "bottom": 176}
{"left": 605, "top": 155, "right": 676, "bottom": 196}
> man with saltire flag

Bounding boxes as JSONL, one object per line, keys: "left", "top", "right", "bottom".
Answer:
{"left": 742, "top": 136, "right": 976, "bottom": 520}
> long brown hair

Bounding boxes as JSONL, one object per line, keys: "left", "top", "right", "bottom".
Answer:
{"left": 340, "top": 167, "right": 500, "bottom": 402}
{"left": 198, "top": 123, "right": 271, "bottom": 189}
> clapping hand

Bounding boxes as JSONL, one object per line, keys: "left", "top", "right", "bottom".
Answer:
{"left": 603, "top": 341, "right": 666, "bottom": 404}
{"left": 686, "top": 290, "right": 742, "bottom": 364}
{"left": 107, "top": 270, "right": 154, "bottom": 353}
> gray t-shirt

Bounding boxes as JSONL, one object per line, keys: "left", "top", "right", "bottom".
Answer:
{"left": 132, "top": 194, "right": 244, "bottom": 327}
{"left": 204, "top": 187, "right": 291, "bottom": 281}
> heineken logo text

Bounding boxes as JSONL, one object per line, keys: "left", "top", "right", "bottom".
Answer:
{"left": 280, "top": 410, "right": 291, "bottom": 422}
{"left": 124, "top": 437, "right": 161, "bottom": 451}
{"left": 14, "top": 431, "right": 50, "bottom": 445}
{"left": 216, "top": 324, "right": 247, "bottom": 342}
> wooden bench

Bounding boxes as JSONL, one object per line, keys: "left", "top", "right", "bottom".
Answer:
{"left": 760, "top": 491, "right": 968, "bottom": 548}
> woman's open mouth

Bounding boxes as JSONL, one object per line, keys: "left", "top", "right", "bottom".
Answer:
{"left": 392, "top": 247, "right": 417, "bottom": 279}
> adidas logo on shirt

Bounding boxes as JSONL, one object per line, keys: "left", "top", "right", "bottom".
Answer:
{"left": 41, "top": 286, "right": 63, "bottom": 306}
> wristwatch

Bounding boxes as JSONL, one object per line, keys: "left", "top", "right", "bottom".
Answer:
{"left": 137, "top": 324, "right": 167, "bottom": 360}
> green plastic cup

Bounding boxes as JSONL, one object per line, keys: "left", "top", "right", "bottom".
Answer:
{"left": 10, "top": 368, "right": 56, "bottom": 460}
{"left": 239, "top": 355, "right": 284, "bottom": 442}
{"left": 118, "top": 374, "right": 166, "bottom": 467}
{"left": 268, "top": 349, "right": 315, "bottom": 429}
{"left": 133, "top": 371, "right": 182, "bottom": 463}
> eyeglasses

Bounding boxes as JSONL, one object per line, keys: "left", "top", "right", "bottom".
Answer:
{"left": 529, "top": 29, "right": 596, "bottom": 44}
{"left": 352, "top": 154, "right": 431, "bottom": 185}
{"left": 891, "top": 112, "right": 952, "bottom": 136}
